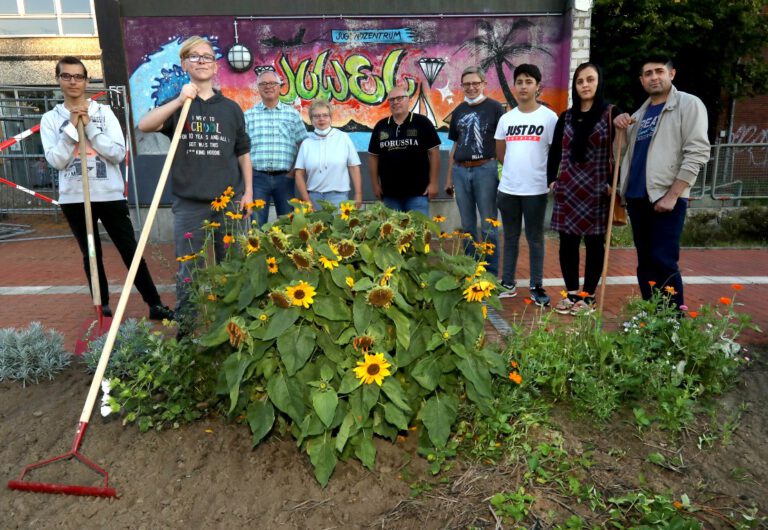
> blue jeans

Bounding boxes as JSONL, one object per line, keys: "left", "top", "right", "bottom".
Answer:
{"left": 253, "top": 171, "right": 295, "bottom": 226}
{"left": 308, "top": 190, "right": 349, "bottom": 211}
{"left": 496, "top": 191, "right": 548, "bottom": 287}
{"left": 453, "top": 162, "right": 499, "bottom": 275}
{"left": 382, "top": 195, "right": 429, "bottom": 216}
{"left": 626, "top": 197, "right": 687, "bottom": 308}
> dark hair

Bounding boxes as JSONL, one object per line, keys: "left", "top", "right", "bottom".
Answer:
{"left": 569, "top": 62, "right": 609, "bottom": 163}
{"left": 571, "top": 62, "right": 605, "bottom": 110}
{"left": 55, "top": 56, "right": 88, "bottom": 78}
{"left": 513, "top": 63, "right": 541, "bottom": 84}
{"left": 639, "top": 55, "right": 673, "bottom": 74}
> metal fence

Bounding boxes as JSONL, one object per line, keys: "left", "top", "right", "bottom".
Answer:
{"left": 691, "top": 143, "right": 768, "bottom": 202}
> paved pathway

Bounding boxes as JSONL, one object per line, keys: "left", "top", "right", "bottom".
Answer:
{"left": 1, "top": 231, "right": 765, "bottom": 350}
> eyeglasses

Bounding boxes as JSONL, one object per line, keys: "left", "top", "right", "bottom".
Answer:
{"left": 387, "top": 96, "right": 409, "bottom": 103}
{"left": 58, "top": 73, "right": 87, "bottom": 82}
{"left": 311, "top": 113, "right": 330, "bottom": 119}
{"left": 185, "top": 54, "right": 215, "bottom": 64}
{"left": 258, "top": 82, "right": 280, "bottom": 88}
{"left": 461, "top": 81, "right": 484, "bottom": 88}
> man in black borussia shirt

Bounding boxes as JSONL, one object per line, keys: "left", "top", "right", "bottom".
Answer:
{"left": 368, "top": 86, "right": 441, "bottom": 215}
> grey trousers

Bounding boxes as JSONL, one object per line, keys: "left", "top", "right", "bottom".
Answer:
{"left": 496, "top": 191, "right": 548, "bottom": 287}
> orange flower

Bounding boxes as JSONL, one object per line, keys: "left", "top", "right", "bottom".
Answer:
{"left": 689, "top": 311, "right": 698, "bottom": 318}
{"left": 719, "top": 297, "right": 732, "bottom": 305}
{"left": 639, "top": 322, "right": 646, "bottom": 328}
{"left": 664, "top": 286, "right": 677, "bottom": 295}
{"left": 508, "top": 371, "right": 522, "bottom": 385}
{"left": 648, "top": 281, "right": 656, "bottom": 287}
{"left": 578, "top": 291, "right": 590, "bottom": 298}
{"left": 673, "top": 501, "right": 683, "bottom": 509}
{"left": 510, "top": 361, "right": 518, "bottom": 368}
{"left": 732, "top": 284, "right": 743, "bottom": 291}
{"left": 223, "top": 233, "right": 234, "bottom": 245}
{"left": 524, "top": 298, "right": 533, "bottom": 305}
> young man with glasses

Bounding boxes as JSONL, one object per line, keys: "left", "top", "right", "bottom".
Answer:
{"left": 368, "top": 86, "right": 441, "bottom": 215}
{"left": 244, "top": 70, "right": 308, "bottom": 226}
{"left": 41, "top": 56, "right": 173, "bottom": 320}
{"left": 138, "top": 36, "right": 252, "bottom": 321}
{"left": 444, "top": 66, "right": 504, "bottom": 276}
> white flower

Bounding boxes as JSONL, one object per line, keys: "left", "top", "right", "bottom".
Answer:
{"left": 100, "top": 403, "right": 112, "bottom": 417}
{"left": 101, "top": 380, "right": 111, "bottom": 394}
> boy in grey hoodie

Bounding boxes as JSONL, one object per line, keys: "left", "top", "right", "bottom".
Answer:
{"left": 40, "top": 56, "right": 172, "bottom": 320}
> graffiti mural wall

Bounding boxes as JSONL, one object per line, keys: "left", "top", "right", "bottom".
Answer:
{"left": 124, "top": 15, "right": 571, "bottom": 151}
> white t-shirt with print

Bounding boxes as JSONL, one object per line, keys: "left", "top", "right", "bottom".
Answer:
{"left": 295, "top": 128, "right": 361, "bottom": 193}
{"left": 494, "top": 105, "right": 558, "bottom": 195}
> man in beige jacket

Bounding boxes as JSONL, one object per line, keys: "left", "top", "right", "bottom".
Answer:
{"left": 614, "top": 56, "right": 710, "bottom": 309}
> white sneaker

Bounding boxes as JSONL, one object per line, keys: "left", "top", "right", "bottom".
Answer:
{"left": 498, "top": 282, "right": 517, "bottom": 298}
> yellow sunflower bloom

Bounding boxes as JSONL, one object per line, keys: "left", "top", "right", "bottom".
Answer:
{"left": 345, "top": 276, "right": 355, "bottom": 288}
{"left": 485, "top": 217, "right": 501, "bottom": 228}
{"left": 474, "top": 261, "right": 488, "bottom": 277}
{"left": 379, "top": 266, "right": 396, "bottom": 286}
{"left": 285, "top": 281, "right": 316, "bottom": 309}
{"left": 463, "top": 280, "right": 495, "bottom": 303}
{"left": 339, "top": 201, "right": 355, "bottom": 220}
{"left": 319, "top": 255, "right": 339, "bottom": 270}
{"left": 432, "top": 215, "right": 446, "bottom": 223}
{"left": 353, "top": 352, "right": 392, "bottom": 386}
{"left": 266, "top": 256, "right": 279, "bottom": 274}
{"left": 211, "top": 197, "right": 227, "bottom": 211}
{"left": 225, "top": 211, "right": 243, "bottom": 220}
{"left": 245, "top": 237, "right": 261, "bottom": 255}
{"left": 248, "top": 199, "right": 266, "bottom": 210}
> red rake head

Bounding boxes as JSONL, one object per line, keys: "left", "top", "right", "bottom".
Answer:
{"left": 7, "top": 422, "right": 117, "bottom": 498}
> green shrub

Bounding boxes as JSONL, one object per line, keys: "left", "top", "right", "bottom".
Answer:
{"left": 0, "top": 322, "right": 70, "bottom": 385}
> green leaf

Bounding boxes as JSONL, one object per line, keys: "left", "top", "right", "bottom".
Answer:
{"left": 266, "top": 372, "right": 305, "bottom": 424}
{"left": 383, "top": 402, "right": 409, "bottom": 430}
{"left": 396, "top": 323, "right": 429, "bottom": 367}
{"left": 432, "top": 290, "right": 461, "bottom": 322}
{"left": 222, "top": 352, "right": 254, "bottom": 414}
{"left": 198, "top": 320, "right": 229, "bottom": 347}
{"left": 385, "top": 306, "right": 411, "bottom": 350}
{"left": 381, "top": 377, "right": 412, "bottom": 413}
{"left": 373, "top": 245, "right": 403, "bottom": 270}
{"left": 358, "top": 243, "right": 374, "bottom": 264}
{"left": 336, "top": 412, "right": 357, "bottom": 452}
{"left": 222, "top": 276, "right": 245, "bottom": 304}
{"left": 338, "top": 369, "right": 362, "bottom": 394}
{"left": 435, "top": 275, "right": 460, "bottom": 291}
{"left": 276, "top": 325, "right": 316, "bottom": 376}
{"left": 320, "top": 364, "right": 334, "bottom": 381}
{"left": 262, "top": 307, "right": 300, "bottom": 340}
{"left": 315, "top": 330, "right": 345, "bottom": 364}
{"left": 312, "top": 388, "right": 338, "bottom": 428}
{"left": 330, "top": 264, "right": 353, "bottom": 290}
{"left": 411, "top": 355, "right": 441, "bottom": 391}
{"left": 418, "top": 393, "right": 458, "bottom": 448}
{"left": 312, "top": 294, "right": 352, "bottom": 321}
{"left": 354, "top": 433, "right": 377, "bottom": 470}
{"left": 240, "top": 254, "right": 268, "bottom": 308}
{"left": 352, "top": 277, "right": 375, "bottom": 292}
{"left": 455, "top": 357, "right": 493, "bottom": 401}
{"left": 237, "top": 280, "right": 256, "bottom": 310}
{"left": 353, "top": 295, "right": 374, "bottom": 335}
{"left": 246, "top": 400, "right": 275, "bottom": 446}
{"left": 307, "top": 433, "right": 337, "bottom": 487}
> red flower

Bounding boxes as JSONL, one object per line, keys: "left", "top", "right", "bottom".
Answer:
{"left": 732, "top": 284, "right": 743, "bottom": 291}
{"left": 719, "top": 297, "right": 732, "bottom": 305}
{"left": 689, "top": 311, "right": 698, "bottom": 318}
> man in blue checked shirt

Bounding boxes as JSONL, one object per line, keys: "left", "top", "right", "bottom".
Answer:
{"left": 244, "top": 70, "right": 308, "bottom": 226}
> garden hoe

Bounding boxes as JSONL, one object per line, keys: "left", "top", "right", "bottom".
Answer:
{"left": 8, "top": 98, "right": 193, "bottom": 498}
{"left": 74, "top": 117, "right": 112, "bottom": 356}
{"left": 598, "top": 128, "right": 628, "bottom": 314}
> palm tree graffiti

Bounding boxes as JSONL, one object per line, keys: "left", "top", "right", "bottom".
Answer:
{"left": 460, "top": 20, "right": 551, "bottom": 108}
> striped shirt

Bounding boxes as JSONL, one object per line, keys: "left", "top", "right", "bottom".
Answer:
{"left": 244, "top": 101, "right": 308, "bottom": 172}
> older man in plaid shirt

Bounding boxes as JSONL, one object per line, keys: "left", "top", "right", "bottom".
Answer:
{"left": 245, "top": 70, "right": 308, "bottom": 226}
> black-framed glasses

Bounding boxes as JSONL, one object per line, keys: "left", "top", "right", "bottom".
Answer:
{"left": 461, "top": 81, "right": 484, "bottom": 88}
{"left": 387, "top": 95, "right": 408, "bottom": 103}
{"left": 186, "top": 54, "right": 216, "bottom": 64}
{"left": 258, "top": 81, "right": 280, "bottom": 88}
{"left": 58, "top": 73, "right": 87, "bottom": 82}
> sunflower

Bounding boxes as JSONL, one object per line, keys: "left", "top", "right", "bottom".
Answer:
{"left": 474, "top": 261, "right": 488, "bottom": 277}
{"left": 367, "top": 286, "right": 395, "bottom": 308}
{"left": 353, "top": 352, "right": 392, "bottom": 386}
{"left": 345, "top": 276, "right": 355, "bottom": 288}
{"left": 349, "top": 218, "right": 361, "bottom": 228}
{"left": 485, "top": 217, "right": 501, "bottom": 228}
{"left": 336, "top": 239, "right": 357, "bottom": 259}
{"left": 225, "top": 211, "right": 243, "bottom": 220}
{"left": 247, "top": 199, "right": 266, "bottom": 210}
{"left": 397, "top": 230, "right": 415, "bottom": 254}
{"left": 298, "top": 228, "right": 311, "bottom": 243}
{"left": 222, "top": 186, "right": 235, "bottom": 198}
{"left": 423, "top": 230, "right": 432, "bottom": 245}
{"left": 380, "top": 222, "right": 395, "bottom": 238}
{"left": 245, "top": 237, "right": 261, "bottom": 255}
{"left": 286, "top": 281, "right": 316, "bottom": 309}
{"left": 269, "top": 290, "right": 291, "bottom": 308}
{"left": 432, "top": 215, "right": 446, "bottom": 223}
{"left": 310, "top": 222, "right": 326, "bottom": 235}
{"left": 289, "top": 250, "right": 313, "bottom": 270}
{"left": 266, "top": 256, "right": 279, "bottom": 274}
{"left": 399, "top": 217, "right": 410, "bottom": 228}
{"left": 379, "top": 266, "right": 396, "bottom": 286}
{"left": 463, "top": 280, "right": 495, "bottom": 303}
{"left": 211, "top": 197, "right": 227, "bottom": 211}
{"left": 270, "top": 231, "right": 288, "bottom": 252}
{"left": 319, "top": 255, "right": 339, "bottom": 270}
{"left": 352, "top": 335, "right": 375, "bottom": 353}
{"left": 339, "top": 201, "right": 355, "bottom": 220}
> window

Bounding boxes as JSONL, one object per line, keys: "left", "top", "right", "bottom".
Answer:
{"left": 0, "top": 0, "right": 96, "bottom": 36}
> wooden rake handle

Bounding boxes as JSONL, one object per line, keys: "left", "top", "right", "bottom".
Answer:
{"left": 598, "top": 129, "right": 627, "bottom": 315}
{"left": 76, "top": 119, "right": 102, "bottom": 309}
{"left": 79, "top": 98, "right": 193, "bottom": 424}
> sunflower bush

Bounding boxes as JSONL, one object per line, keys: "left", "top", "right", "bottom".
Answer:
{"left": 187, "top": 198, "right": 505, "bottom": 485}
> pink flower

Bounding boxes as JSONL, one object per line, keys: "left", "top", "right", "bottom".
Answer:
{"left": 183, "top": 277, "right": 192, "bottom": 284}
{"left": 184, "top": 232, "right": 193, "bottom": 239}
{"left": 679, "top": 305, "right": 688, "bottom": 311}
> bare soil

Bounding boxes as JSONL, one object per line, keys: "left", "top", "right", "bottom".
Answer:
{"left": 1, "top": 353, "right": 765, "bottom": 530}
